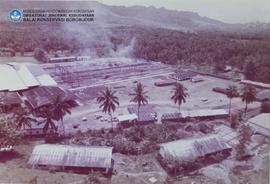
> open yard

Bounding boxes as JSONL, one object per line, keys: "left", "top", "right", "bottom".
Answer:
{"left": 60, "top": 68, "right": 260, "bottom": 134}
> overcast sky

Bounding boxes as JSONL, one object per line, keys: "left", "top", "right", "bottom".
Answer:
{"left": 96, "top": 0, "right": 270, "bottom": 23}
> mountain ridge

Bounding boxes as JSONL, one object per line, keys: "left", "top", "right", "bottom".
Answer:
{"left": 0, "top": 1, "right": 269, "bottom": 33}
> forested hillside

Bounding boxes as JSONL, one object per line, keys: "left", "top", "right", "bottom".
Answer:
{"left": 0, "top": 24, "right": 270, "bottom": 83}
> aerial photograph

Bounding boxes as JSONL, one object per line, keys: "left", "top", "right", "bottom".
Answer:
{"left": 0, "top": 0, "right": 269, "bottom": 183}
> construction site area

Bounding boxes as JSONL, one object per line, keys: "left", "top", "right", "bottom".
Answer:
{"left": 37, "top": 57, "right": 261, "bottom": 133}
{"left": 0, "top": 56, "right": 269, "bottom": 184}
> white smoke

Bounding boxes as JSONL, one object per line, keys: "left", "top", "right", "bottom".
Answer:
{"left": 109, "top": 38, "right": 136, "bottom": 58}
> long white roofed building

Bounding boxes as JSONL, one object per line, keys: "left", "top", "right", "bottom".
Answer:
{"left": 0, "top": 63, "right": 57, "bottom": 91}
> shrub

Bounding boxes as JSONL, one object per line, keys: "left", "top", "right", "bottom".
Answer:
{"left": 34, "top": 48, "right": 47, "bottom": 62}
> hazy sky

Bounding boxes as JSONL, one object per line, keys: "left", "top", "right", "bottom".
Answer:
{"left": 96, "top": 0, "right": 270, "bottom": 23}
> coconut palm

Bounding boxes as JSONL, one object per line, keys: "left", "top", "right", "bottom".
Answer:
{"left": 241, "top": 85, "right": 257, "bottom": 115}
{"left": 37, "top": 106, "right": 58, "bottom": 134}
{"left": 15, "top": 108, "right": 36, "bottom": 130}
{"left": 226, "top": 85, "right": 239, "bottom": 117}
{"left": 171, "top": 82, "right": 188, "bottom": 112}
{"left": 130, "top": 82, "right": 148, "bottom": 121}
{"left": 52, "top": 95, "right": 72, "bottom": 135}
{"left": 97, "top": 87, "right": 119, "bottom": 130}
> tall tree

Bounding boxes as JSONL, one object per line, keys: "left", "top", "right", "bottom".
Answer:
{"left": 171, "top": 82, "right": 188, "bottom": 112}
{"left": 52, "top": 96, "right": 72, "bottom": 135}
{"left": 241, "top": 85, "right": 257, "bottom": 115}
{"left": 36, "top": 106, "right": 58, "bottom": 134}
{"left": 130, "top": 82, "right": 148, "bottom": 121}
{"left": 97, "top": 87, "right": 119, "bottom": 130}
{"left": 226, "top": 85, "right": 239, "bottom": 117}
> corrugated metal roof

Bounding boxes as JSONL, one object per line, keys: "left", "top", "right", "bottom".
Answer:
{"left": 241, "top": 80, "right": 270, "bottom": 89}
{"left": 0, "top": 63, "right": 57, "bottom": 92}
{"left": 0, "top": 91, "right": 22, "bottom": 105}
{"left": 248, "top": 113, "right": 270, "bottom": 131}
{"left": 28, "top": 144, "right": 113, "bottom": 169}
{"left": 16, "top": 65, "right": 40, "bottom": 87}
{"left": 23, "top": 86, "right": 78, "bottom": 109}
{"left": 159, "top": 135, "right": 231, "bottom": 161}
{"left": 117, "top": 113, "right": 138, "bottom": 122}
{"left": 256, "top": 90, "right": 270, "bottom": 101}
{"left": 214, "top": 125, "right": 240, "bottom": 146}
{"left": 181, "top": 109, "right": 228, "bottom": 118}
{"left": 0, "top": 64, "right": 28, "bottom": 91}
{"left": 36, "top": 74, "right": 57, "bottom": 86}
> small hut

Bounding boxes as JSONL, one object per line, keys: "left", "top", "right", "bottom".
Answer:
{"left": 117, "top": 113, "right": 138, "bottom": 127}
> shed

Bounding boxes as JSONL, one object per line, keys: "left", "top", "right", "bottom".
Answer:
{"left": 161, "top": 113, "right": 182, "bottom": 123}
{"left": 256, "top": 90, "right": 270, "bottom": 102}
{"left": 154, "top": 80, "right": 176, "bottom": 87}
{"left": 48, "top": 56, "right": 76, "bottom": 63}
{"left": 0, "top": 91, "right": 22, "bottom": 112}
{"left": 117, "top": 113, "right": 138, "bottom": 127}
{"left": 128, "top": 104, "right": 157, "bottom": 123}
{"left": 247, "top": 113, "right": 270, "bottom": 137}
{"left": 212, "top": 87, "right": 229, "bottom": 95}
{"left": 169, "top": 70, "right": 197, "bottom": 81}
{"left": 240, "top": 80, "right": 270, "bottom": 89}
{"left": 117, "top": 114, "right": 137, "bottom": 123}
{"left": 158, "top": 135, "right": 231, "bottom": 162}
{"left": 191, "top": 75, "right": 204, "bottom": 83}
{"left": 28, "top": 144, "right": 113, "bottom": 174}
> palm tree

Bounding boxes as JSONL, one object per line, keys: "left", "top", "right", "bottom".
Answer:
{"left": 15, "top": 108, "right": 36, "bottom": 130}
{"left": 171, "top": 82, "right": 188, "bottom": 112}
{"left": 97, "top": 87, "right": 119, "bottom": 130}
{"left": 37, "top": 106, "right": 58, "bottom": 134}
{"left": 52, "top": 96, "right": 72, "bottom": 135}
{"left": 241, "top": 85, "right": 257, "bottom": 115}
{"left": 226, "top": 85, "right": 239, "bottom": 117}
{"left": 130, "top": 82, "right": 148, "bottom": 121}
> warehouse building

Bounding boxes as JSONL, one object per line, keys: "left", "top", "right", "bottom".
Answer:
{"left": 157, "top": 135, "right": 231, "bottom": 174}
{"left": 28, "top": 144, "right": 114, "bottom": 174}
{"left": 0, "top": 63, "right": 57, "bottom": 91}
{"left": 0, "top": 63, "right": 79, "bottom": 111}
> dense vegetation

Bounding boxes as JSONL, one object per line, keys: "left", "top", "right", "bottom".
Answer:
{"left": 71, "top": 123, "right": 191, "bottom": 155}
{"left": 0, "top": 116, "right": 21, "bottom": 148}
{"left": 1, "top": 24, "right": 270, "bottom": 82}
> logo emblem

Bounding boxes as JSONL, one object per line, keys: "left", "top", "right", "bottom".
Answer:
{"left": 9, "top": 9, "right": 22, "bottom": 22}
